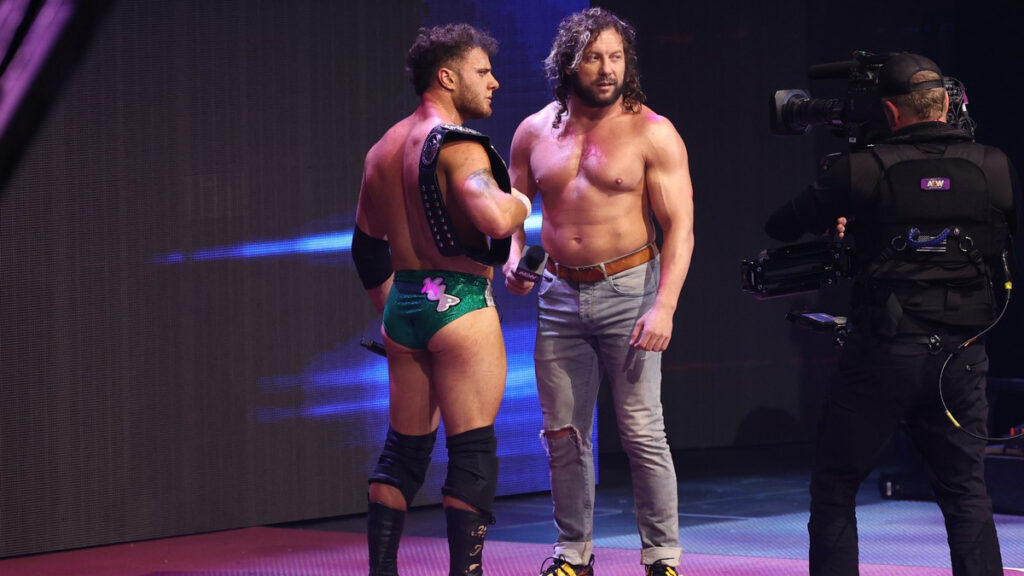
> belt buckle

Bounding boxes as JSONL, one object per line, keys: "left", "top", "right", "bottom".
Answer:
{"left": 559, "top": 264, "right": 588, "bottom": 281}
{"left": 563, "top": 267, "right": 580, "bottom": 281}
{"left": 581, "top": 264, "right": 606, "bottom": 281}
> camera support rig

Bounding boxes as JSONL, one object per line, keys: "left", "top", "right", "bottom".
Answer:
{"left": 741, "top": 240, "right": 854, "bottom": 299}
{"left": 741, "top": 240, "right": 856, "bottom": 345}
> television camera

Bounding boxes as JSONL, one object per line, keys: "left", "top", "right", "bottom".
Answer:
{"left": 747, "top": 50, "right": 977, "bottom": 306}
{"left": 769, "top": 50, "right": 974, "bottom": 148}
{"left": 748, "top": 50, "right": 975, "bottom": 339}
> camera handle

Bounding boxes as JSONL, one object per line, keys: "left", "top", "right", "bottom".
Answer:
{"left": 785, "top": 311, "right": 850, "bottom": 347}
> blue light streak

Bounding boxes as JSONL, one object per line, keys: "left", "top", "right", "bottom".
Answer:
{"left": 151, "top": 212, "right": 543, "bottom": 264}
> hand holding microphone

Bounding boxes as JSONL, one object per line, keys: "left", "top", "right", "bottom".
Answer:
{"left": 505, "top": 245, "right": 547, "bottom": 295}
{"left": 515, "top": 245, "right": 548, "bottom": 281}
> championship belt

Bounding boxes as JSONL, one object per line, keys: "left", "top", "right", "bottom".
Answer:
{"left": 418, "top": 123, "right": 512, "bottom": 266}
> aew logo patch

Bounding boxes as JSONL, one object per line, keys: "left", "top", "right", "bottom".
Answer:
{"left": 920, "top": 177, "right": 951, "bottom": 191}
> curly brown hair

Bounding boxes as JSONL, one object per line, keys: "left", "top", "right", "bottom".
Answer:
{"left": 406, "top": 24, "right": 498, "bottom": 96}
{"left": 543, "top": 8, "right": 645, "bottom": 128}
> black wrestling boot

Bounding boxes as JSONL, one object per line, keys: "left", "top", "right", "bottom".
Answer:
{"left": 446, "top": 507, "right": 492, "bottom": 576}
{"left": 367, "top": 502, "right": 405, "bottom": 576}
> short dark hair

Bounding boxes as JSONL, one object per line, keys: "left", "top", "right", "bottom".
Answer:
{"left": 406, "top": 24, "right": 498, "bottom": 96}
{"left": 543, "top": 8, "right": 645, "bottom": 127}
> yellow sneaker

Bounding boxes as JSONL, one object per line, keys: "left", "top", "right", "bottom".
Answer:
{"left": 539, "top": 555, "right": 595, "bottom": 576}
{"left": 644, "top": 561, "right": 678, "bottom": 576}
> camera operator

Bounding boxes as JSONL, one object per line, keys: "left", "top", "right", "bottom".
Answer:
{"left": 765, "top": 53, "right": 1020, "bottom": 576}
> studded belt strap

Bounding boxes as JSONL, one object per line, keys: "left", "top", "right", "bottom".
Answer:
{"left": 418, "top": 123, "right": 511, "bottom": 266}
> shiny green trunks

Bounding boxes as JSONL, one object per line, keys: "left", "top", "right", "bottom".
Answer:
{"left": 383, "top": 269, "right": 495, "bottom": 349}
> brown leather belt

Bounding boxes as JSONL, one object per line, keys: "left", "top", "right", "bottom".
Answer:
{"left": 545, "top": 244, "right": 658, "bottom": 283}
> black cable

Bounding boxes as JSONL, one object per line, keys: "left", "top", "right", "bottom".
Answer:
{"left": 938, "top": 247, "right": 1023, "bottom": 442}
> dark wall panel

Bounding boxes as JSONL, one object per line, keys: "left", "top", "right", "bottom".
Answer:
{"left": 595, "top": 0, "right": 1023, "bottom": 452}
{"left": 594, "top": 0, "right": 828, "bottom": 451}
{"left": 0, "top": 0, "right": 582, "bottom": 558}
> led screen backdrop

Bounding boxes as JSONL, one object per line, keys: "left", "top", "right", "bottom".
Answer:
{"left": 0, "top": 0, "right": 586, "bottom": 558}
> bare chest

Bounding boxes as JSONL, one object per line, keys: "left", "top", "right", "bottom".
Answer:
{"left": 530, "top": 129, "right": 645, "bottom": 199}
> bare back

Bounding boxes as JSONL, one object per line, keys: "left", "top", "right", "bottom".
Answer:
{"left": 513, "top": 102, "right": 681, "bottom": 266}
{"left": 358, "top": 107, "right": 496, "bottom": 280}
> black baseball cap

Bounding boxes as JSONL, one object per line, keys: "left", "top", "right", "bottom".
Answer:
{"left": 877, "top": 53, "right": 945, "bottom": 97}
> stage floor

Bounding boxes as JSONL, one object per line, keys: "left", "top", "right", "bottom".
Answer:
{"left": 4, "top": 447, "right": 1023, "bottom": 575}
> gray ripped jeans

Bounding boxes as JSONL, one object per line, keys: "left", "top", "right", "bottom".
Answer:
{"left": 535, "top": 255, "right": 681, "bottom": 567}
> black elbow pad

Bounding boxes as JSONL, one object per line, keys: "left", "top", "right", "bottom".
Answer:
{"left": 352, "top": 225, "right": 393, "bottom": 289}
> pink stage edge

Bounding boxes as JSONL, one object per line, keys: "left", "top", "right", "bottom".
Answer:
{"left": 0, "top": 526, "right": 993, "bottom": 576}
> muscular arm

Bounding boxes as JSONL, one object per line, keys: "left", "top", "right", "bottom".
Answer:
{"left": 633, "top": 118, "right": 694, "bottom": 351}
{"left": 354, "top": 157, "right": 394, "bottom": 313}
{"left": 441, "top": 140, "right": 529, "bottom": 240}
{"left": 503, "top": 119, "right": 541, "bottom": 295}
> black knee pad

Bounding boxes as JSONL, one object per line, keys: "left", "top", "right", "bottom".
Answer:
{"left": 369, "top": 426, "right": 437, "bottom": 506}
{"left": 442, "top": 425, "right": 498, "bottom": 514}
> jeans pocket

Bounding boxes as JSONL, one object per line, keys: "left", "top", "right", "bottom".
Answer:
{"left": 537, "top": 270, "right": 555, "bottom": 297}
{"left": 607, "top": 261, "right": 658, "bottom": 298}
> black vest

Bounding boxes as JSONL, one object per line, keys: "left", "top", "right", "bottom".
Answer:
{"left": 853, "top": 139, "right": 1008, "bottom": 336}
{"left": 418, "top": 123, "right": 511, "bottom": 266}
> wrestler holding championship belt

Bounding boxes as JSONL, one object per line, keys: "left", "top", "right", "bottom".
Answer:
{"left": 352, "top": 24, "right": 531, "bottom": 576}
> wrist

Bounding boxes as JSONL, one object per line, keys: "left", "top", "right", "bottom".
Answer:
{"left": 652, "top": 298, "right": 677, "bottom": 313}
{"left": 511, "top": 189, "right": 532, "bottom": 215}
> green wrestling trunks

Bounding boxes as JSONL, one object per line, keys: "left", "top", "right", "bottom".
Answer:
{"left": 383, "top": 269, "right": 495, "bottom": 349}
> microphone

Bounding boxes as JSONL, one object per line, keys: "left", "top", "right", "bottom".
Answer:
{"left": 807, "top": 60, "right": 858, "bottom": 80}
{"left": 514, "top": 245, "right": 548, "bottom": 282}
{"left": 360, "top": 337, "right": 387, "bottom": 357}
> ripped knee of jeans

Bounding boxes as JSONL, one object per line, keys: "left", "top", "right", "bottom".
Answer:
{"left": 539, "top": 425, "right": 580, "bottom": 456}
